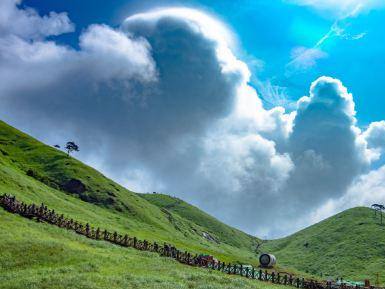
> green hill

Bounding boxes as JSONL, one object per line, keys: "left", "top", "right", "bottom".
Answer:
{"left": 139, "top": 193, "right": 254, "bottom": 249}
{"left": 0, "top": 120, "right": 271, "bottom": 288}
{"left": 0, "top": 120, "right": 259, "bottom": 262}
{"left": 263, "top": 207, "right": 385, "bottom": 285}
{"left": 2, "top": 119, "right": 385, "bottom": 288}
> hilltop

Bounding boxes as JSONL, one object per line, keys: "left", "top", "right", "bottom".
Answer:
{"left": 0, "top": 120, "right": 271, "bottom": 288}
{"left": 1, "top": 119, "right": 385, "bottom": 287}
{"left": 263, "top": 207, "right": 385, "bottom": 285}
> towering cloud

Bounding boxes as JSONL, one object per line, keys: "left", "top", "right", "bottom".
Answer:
{"left": 287, "top": 77, "right": 369, "bottom": 203}
{"left": 1, "top": 1, "right": 384, "bottom": 237}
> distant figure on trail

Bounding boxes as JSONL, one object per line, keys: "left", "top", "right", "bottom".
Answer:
{"left": 65, "top": 141, "right": 79, "bottom": 156}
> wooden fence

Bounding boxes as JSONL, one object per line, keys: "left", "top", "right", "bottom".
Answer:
{"left": 0, "top": 194, "right": 380, "bottom": 289}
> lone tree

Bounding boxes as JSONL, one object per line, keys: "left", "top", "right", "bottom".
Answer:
{"left": 65, "top": 141, "right": 79, "bottom": 156}
{"left": 254, "top": 238, "right": 267, "bottom": 255}
{"left": 372, "top": 204, "right": 385, "bottom": 225}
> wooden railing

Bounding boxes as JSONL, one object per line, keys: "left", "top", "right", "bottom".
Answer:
{"left": 0, "top": 194, "right": 380, "bottom": 289}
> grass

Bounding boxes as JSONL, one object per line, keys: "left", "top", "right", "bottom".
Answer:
{"left": 0, "top": 119, "right": 278, "bottom": 289}
{"left": 1, "top": 119, "right": 384, "bottom": 287}
{"left": 0, "top": 210, "right": 284, "bottom": 289}
{"left": 139, "top": 193, "right": 256, "bottom": 249}
{"left": 0, "top": 120, "right": 260, "bottom": 265}
{"left": 263, "top": 207, "right": 385, "bottom": 285}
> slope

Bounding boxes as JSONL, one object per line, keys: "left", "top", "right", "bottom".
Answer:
{"left": 0, "top": 207, "right": 284, "bottom": 289}
{"left": 262, "top": 207, "right": 385, "bottom": 284}
{"left": 140, "top": 193, "right": 255, "bottom": 249}
{"left": 0, "top": 120, "right": 258, "bottom": 264}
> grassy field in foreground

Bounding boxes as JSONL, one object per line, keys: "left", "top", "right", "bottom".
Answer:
{"left": 0, "top": 209, "right": 283, "bottom": 289}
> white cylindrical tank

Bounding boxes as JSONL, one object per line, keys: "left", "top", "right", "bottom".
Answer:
{"left": 259, "top": 253, "right": 276, "bottom": 268}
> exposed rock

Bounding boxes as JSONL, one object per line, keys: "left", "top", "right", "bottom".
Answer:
{"left": 202, "top": 232, "right": 219, "bottom": 243}
{"left": 62, "top": 179, "right": 86, "bottom": 194}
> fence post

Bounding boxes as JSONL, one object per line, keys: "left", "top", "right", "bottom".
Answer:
{"left": 85, "top": 223, "right": 90, "bottom": 237}
{"left": 3, "top": 196, "right": 339, "bottom": 289}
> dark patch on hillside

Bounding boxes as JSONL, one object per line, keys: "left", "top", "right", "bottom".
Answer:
{"left": 62, "top": 179, "right": 86, "bottom": 194}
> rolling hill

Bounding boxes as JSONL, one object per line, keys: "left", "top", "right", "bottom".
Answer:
{"left": 0, "top": 119, "right": 271, "bottom": 288}
{"left": 263, "top": 207, "right": 385, "bottom": 285}
{"left": 0, "top": 120, "right": 259, "bottom": 261}
{"left": 1, "top": 119, "right": 385, "bottom": 287}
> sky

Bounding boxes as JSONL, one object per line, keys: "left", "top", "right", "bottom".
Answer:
{"left": 1, "top": 0, "right": 385, "bottom": 238}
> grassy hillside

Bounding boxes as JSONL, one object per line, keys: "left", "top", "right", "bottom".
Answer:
{"left": 2, "top": 119, "right": 384, "bottom": 287}
{"left": 263, "top": 207, "right": 385, "bottom": 285}
{"left": 0, "top": 209, "right": 283, "bottom": 289}
{"left": 0, "top": 120, "right": 259, "bottom": 265}
{"left": 140, "top": 193, "right": 254, "bottom": 249}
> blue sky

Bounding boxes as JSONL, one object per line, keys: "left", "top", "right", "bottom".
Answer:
{"left": 2, "top": 0, "right": 385, "bottom": 238}
{"left": 24, "top": 0, "right": 385, "bottom": 125}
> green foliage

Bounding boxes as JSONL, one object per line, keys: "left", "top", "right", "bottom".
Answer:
{"left": 263, "top": 207, "right": 385, "bottom": 285}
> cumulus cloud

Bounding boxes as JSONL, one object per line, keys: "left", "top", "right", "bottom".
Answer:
{"left": 363, "top": 121, "right": 385, "bottom": 152}
{"left": 309, "top": 164, "right": 385, "bottom": 224}
{"left": 286, "top": 77, "right": 369, "bottom": 206}
{"left": 1, "top": 1, "right": 385, "bottom": 238}
{"left": 0, "top": 0, "right": 74, "bottom": 40}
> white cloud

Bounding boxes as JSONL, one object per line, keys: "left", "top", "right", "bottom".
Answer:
{"left": 286, "top": 46, "right": 328, "bottom": 74}
{"left": 309, "top": 164, "right": 385, "bottom": 224}
{"left": 363, "top": 121, "right": 385, "bottom": 152}
{"left": 0, "top": 0, "right": 74, "bottom": 40}
{"left": 200, "top": 133, "right": 293, "bottom": 195}
{"left": 79, "top": 24, "right": 157, "bottom": 82}
{"left": 1, "top": 1, "right": 385, "bottom": 238}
